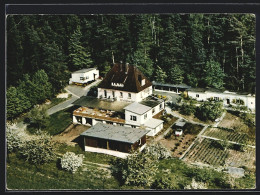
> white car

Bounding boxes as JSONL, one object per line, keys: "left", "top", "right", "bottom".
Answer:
{"left": 175, "top": 129, "right": 183, "bottom": 136}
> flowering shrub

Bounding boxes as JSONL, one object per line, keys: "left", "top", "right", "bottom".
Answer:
{"left": 6, "top": 123, "right": 26, "bottom": 153}
{"left": 61, "top": 152, "right": 84, "bottom": 173}
{"left": 20, "top": 130, "right": 56, "bottom": 165}
{"left": 143, "top": 142, "right": 171, "bottom": 160}
{"left": 184, "top": 178, "right": 208, "bottom": 189}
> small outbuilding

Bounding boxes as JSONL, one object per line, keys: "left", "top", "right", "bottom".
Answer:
{"left": 174, "top": 121, "right": 186, "bottom": 136}
{"left": 81, "top": 123, "right": 149, "bottom": 155}
{"left": 69, "top": 68, "right": 99, "bottom": 85}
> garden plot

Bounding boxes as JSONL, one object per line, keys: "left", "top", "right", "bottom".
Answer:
{"left": 183, "top": 138, "right": 256, "bottom": 170}
{"left": 203, "top": 128, "right": 255, "bottom": 145}
{"left": 225, "top": 147, "right": 255, "bottom": 170}
{"left": 218, "top": 111, "right": 255, "bottom": 139}
{"left": 183, "top": 138, "right": 229, "bottom": 167}
{"left": 159, "top": 123, "right": 204, "bottom": 158}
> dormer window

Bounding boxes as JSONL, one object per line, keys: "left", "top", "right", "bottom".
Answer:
{"left": 141, "top": 79, "right": 145, "bottom": 86}
{"left": 111, "top": 82, "right": 124, "bottom": 87}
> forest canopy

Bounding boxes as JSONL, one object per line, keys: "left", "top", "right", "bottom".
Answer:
{"left": 6, "top": 14, "right": 255, "bottom": 118}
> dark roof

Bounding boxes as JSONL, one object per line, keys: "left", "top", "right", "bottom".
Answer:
{"left": 152, "top": 81, "right": 191, "bottom": 89}
{"left": 81, "top": 123, "right": 149, "bottom": 144}
{"left": 72, "top": 96, "right": 131, "bottom": 113}
{"left": 140, "top": 96, "right": 164, "bottom": 108}
{"left": 98, "top": 63, "right": 152, "bottom": 93}
{"left": 72, "top": 68, "right": 97, "bottom": 74}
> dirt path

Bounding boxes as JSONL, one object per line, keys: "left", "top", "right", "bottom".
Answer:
{"left": 52, "top": 124, "right": 89, "bottom": 145}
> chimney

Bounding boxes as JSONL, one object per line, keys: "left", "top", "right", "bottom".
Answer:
{"left": 125, "top": 63, "right": 129, "bottom": 74}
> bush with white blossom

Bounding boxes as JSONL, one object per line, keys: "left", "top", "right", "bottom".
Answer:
{"left": 6, "top": 122, "right": 26, "bottom": 153}
{"left": 143, "top": 142, "right": 171, "bottom": 160}
{"left": 60, "top": 152, "right": 84, "bottom": 173}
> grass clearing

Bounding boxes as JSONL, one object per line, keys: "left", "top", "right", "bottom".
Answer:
{"left": 43, "top": 109, "right": 72, "bottom": 135}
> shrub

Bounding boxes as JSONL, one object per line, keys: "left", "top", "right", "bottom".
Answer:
{"left": 143, "top": 142, "right": 171, "bottom": 160}
{"left": 239, "top": 112, "right": 255, "bottom": 127}
{"left": 111, "top": 151, "right": 158, "bottom": 187}
{"left": 60, "top": 152, "right": 84, "bottom": 173}
{"left": 210, "top": 140, "right": 225, "bottom": 150}
{"left": 195, "top": 101, "right": 223, "bottom": 121}
{"left": 184, "top": 178, "right": 208, "bottom": 189}
{"left": 152, "top": 176, "right": 176, "bottom": 189}
{"left": 19, "top": 130, "right": 56, "bottom": 165}
{"left": 6, "top": 123, "right": 26, "bottom": 153}
{"left": 180, "top": 103, "right": 196, "bottom": 116}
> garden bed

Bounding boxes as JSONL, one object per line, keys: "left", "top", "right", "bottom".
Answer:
{"left": 183, "top": 138, "right": 256, "bottom": 170}
{"left": 218, "top": 111, "right": 255, "bottom": 139}
{"left": 158, "top": 122, "right": 204, "bottom": 158}
{"left": 183, "top": 138, "right": 229, "bottom": 167}
{"left": 203, "top": 127, "right": 255, "bottom": 145}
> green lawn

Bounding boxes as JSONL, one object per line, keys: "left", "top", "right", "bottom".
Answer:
{"left": 44, "top": 109, "right": 72, "bottom": 135}
{"left": 6, "top": 150, "right": 255, "bottom": 190}
{"left": 6, "top": 153, "right": 120, "bottom": 190}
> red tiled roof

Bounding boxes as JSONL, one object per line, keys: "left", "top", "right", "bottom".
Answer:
{"left": 98, "top": 63, "right": 152, "bottom": 93}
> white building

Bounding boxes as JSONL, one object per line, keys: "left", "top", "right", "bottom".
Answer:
{"left": 69, "top": 68, "right": 99, "bottom": 85}
{"left": 97, "top": 63, "right": 153, "bottom": 102}
{"left": 72, "top": 63, "right": 165, "bottom": 137}
{"left": 124, "top": 100, "right": 164, "bottom": 136}
{"left": 187, "top": 88, "right": 255, "bottom": 111}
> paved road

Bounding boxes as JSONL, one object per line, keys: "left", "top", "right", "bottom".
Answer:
{"left": 47, "top": 79, "right": 101, "bottom": 115}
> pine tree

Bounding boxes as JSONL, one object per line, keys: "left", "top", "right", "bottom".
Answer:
{"left": 203, "top": 60, "right": 225, "bottom": 89}
{"left": 68, "top": 26, "right": 93, "bottom": 71}
{"left": 155, "top": 66, "right": 167, "bottom": 83}
{"left": 169, "top": 65, "right": 184, "bottom": 84}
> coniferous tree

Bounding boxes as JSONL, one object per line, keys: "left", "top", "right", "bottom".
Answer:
{"left": 68, "top": 26, "right": 93, "bottom": 71}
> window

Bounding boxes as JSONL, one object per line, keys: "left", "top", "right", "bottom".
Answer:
{"left": 120, "top": 92, "right": 123, "bottom": 98}
{"left": 104, "top": 90, "right": 107, "bottom": 98}
{"left": 130, "top": 115, "right": 137, "bottom": 121}
{"left": 160, "top": 104, "right": 163, "bottom": 110}
{"left": 131, "top": 125, "right": 136, "bottom": 128}
{"left": 112, "top": 91, "right": 115, "bottom": 98}
{"left": 251, "top": 102, "right": 253, "bottom": 104}
{"left": 128, "top": 93, "right": 131, "bottom": 99}
{"left": 214, "top": 97, "right": 219, "bottom": 101}
{"left": 80, "top": 77, "right": 85, "bottom": 80}
{"left": 152, "top": 108, "right": 155, "bottom": 114}
{"left": 139, "top": 139, "right": 142, "bottom": 145}
{"left": 196, "top": 94, "right": 199, "bottom": 98}
{"left": 144, "top": 113, "right": 147, "bottom": 119}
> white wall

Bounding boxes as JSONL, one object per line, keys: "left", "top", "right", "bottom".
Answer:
{"left": 146, "top": 123, "right": 163, "bottom": 136}
{"left": 125, "top": 101, "right": 165, "bottom": 126}
{"left": 97, "top": 86, "right": 152, "bottom": 102}
{"left": 125, "top": 110, "right": 142, "bottom": 126}
{"left": 188, "top": 91, "right": 255, "bottom": 111}
{"left": 188, "top": 91, "right": 207, "bottom": 101}
{"left": 70, "top": 69, "right": 99, "bottom": 84}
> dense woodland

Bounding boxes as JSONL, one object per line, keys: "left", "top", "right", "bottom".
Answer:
{"left": 7, "top": 14, "right": 255, "bottom": 119}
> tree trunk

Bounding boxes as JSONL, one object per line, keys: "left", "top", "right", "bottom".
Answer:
{"left": 240, "top": 36, "right": 244, "bottom": 64}
{"left": 111, "top": 51, "right": 114, "bottom": 64}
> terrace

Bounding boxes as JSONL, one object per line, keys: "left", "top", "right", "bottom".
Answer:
{"left": 73, "top": 107, "right": 125, "bottom": 124}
